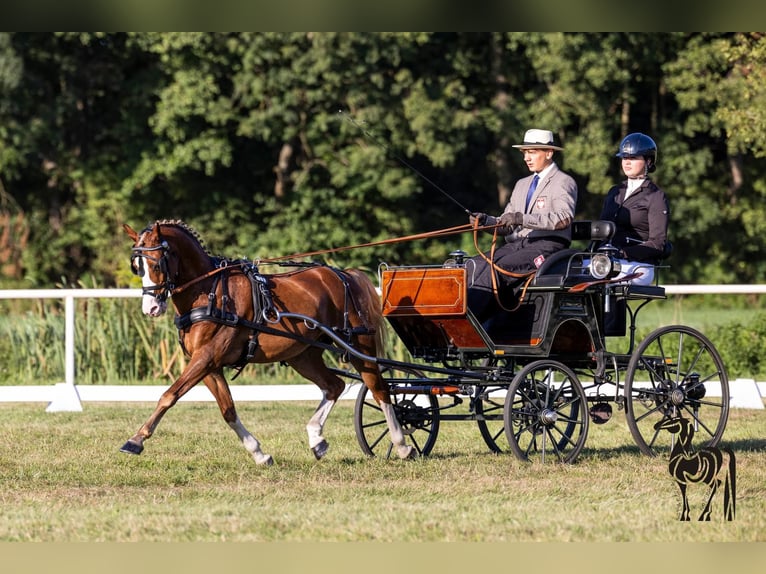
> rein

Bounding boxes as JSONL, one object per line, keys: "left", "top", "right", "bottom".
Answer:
{"left": 471, "top": 219, "right": 536, "bottom": 313}
{"left": 170, "top": 223, "right": 482, "bottom": 296}
{"left": 167, "top": 221, "right": 523, "bottom": 311}
{"left": 256, "top": 223, "right": 477, "bottom": 264}
{"left": 171, "top": 262, "right": 239, "bottom": 296}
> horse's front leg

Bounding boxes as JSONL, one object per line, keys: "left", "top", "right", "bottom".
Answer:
{"left": 677, "top": 483, "right": 690, "bottom": 521}
{"left": 120, "top": 357, "right": 211, "bottom": 456}
{"left": 203, "top": 370, "right": 273, "bottom": 466}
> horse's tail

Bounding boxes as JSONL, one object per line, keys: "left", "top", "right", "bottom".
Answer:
{"left": 344, "top": 268, "right": 386, "bottom": 353}
{"left": 723, "top": 448, "right": 736, "bottom": 520}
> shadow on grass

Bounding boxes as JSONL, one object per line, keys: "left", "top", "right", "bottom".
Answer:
{"left": 721, "top": 437, "right": 766, "bottom": 452}
{"left": 580, "top": 437, "right": 766, "bottom": 461}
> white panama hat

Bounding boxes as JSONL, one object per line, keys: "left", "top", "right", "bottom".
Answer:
{"left": 512, "top": 129, "right": 564, "bottom": 151}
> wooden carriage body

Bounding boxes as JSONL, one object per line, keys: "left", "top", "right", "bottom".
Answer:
{"left": 380, "top": 238, "right": 666, "bottom": 369}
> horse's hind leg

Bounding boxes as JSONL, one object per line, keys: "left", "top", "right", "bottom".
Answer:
{"left": 203, "top": 371, "right": 273, "bottom": 466}
{"left": 699, "top": 480, "right": 720, "bottom": 521}
{"left": 723, "top": 450, "right": 736, "bottom": 520}
{"left": 351, "top": 356, "right": 415, "bottom": 460}
{"left": 286, "top": 349, "right": 344, "bottom": 460}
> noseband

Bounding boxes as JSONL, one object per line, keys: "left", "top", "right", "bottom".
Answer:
{"left": 131, "top": 240, "right": 174, "bottom": 302}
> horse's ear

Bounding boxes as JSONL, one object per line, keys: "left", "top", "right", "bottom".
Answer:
{"left": 123, "top": 223, "right": 139, "bottom": 242}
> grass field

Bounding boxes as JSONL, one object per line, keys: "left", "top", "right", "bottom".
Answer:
{"left": 1, "top": 398, "right": 764, "bottom": 543}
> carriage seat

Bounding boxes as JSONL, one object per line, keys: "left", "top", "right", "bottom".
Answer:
{"left": 530, "top": 220, "right": 616, "bottom": 288}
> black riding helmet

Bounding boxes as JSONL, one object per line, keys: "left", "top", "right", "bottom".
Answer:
{"left": 615, "top": 133, "right": 657, "bottom": 173}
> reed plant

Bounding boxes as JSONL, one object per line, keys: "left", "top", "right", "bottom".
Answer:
{"left": 0, "top": 292, "right": 765, "bottom": 386}
{"left": 0, "top": 296, "right": 179, "bottom": 385}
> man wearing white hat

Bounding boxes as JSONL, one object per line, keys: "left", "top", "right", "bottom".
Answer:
{"left": 467, "top": 128, "right": 578, "bottom": 321}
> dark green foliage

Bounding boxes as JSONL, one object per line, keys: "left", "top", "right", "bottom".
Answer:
{"left": 2, "top": 33, "right": 766, "bottom": 287}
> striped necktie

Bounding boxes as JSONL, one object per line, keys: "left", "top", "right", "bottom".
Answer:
{"left": 525, "top": 174, "right": 539, "bottom": 212}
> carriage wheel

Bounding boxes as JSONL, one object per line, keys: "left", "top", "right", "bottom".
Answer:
{"left": 353, "top": 368, "right": 440, "bottom": 458}
{"left": 476, "top": 384, "right": 511, "bottom": 453}
{"left": 625, "top": 325, "right": 729, "bottom": 457}
{"left": 503, "top": 360, "right": 589, "bottom": 463}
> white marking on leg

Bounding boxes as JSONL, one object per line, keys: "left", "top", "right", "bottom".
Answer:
{"left": 306, "top": 396, "right": 335, "bottom": 449}
{"left": 380, "top": 402, "right": 416, "bottom": 459}
{"left": 228, "top": 417, "right": 273, "bottom": 465}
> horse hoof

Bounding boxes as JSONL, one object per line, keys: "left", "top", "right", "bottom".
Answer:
{"left": 120, "top": 441, "right": 143, "bottom": 455}
{"left": 255, "top": 454, "right": 274, "bottom": 466}
{"left": 312, "top": 440, "right": 329, "bottom": 460}
{"left": 398, "top": 445, "right": 417, "bottom": 460}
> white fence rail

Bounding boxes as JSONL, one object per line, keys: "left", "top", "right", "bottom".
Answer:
{"left": 1, "top": 286, "right": 764, "bottom": 411}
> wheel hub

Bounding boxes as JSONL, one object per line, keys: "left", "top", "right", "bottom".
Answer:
{"left": 670, "top": 388, "right": 686, "bottom": 406}
{"left": 395, "top": 399, "right": 434, "bottom": 432}
{"left": 540, "top": 408, "right": 558, "bottom": 425}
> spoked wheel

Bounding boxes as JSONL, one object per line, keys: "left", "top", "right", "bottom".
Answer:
{"left": 625, "top": 325, "right": 729, "bottom": 457}
{"left": 503, "top": 360, "right": 589, "bottom": 463}
{"left": 354, "top": 367, "right": 440, "bottom": 458}
{"left": 476, "top": 384, "right": 511, "bottom": 453}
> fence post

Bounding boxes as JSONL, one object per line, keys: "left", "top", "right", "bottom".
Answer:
{"left": 45, "top": 294, "right": 82, "bottom": 412}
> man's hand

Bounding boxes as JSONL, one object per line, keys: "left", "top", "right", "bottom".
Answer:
{"left": 470, "top": 212, "right": 488, "bottom": 226}
{"left": 498, "top": 211, "right": 524, "bottom": 228}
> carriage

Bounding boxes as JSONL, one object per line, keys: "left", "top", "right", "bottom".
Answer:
{"left": 123, "top": 219, "right": 730, "bottom": 465}
{"left": 329, "top": 219, "right": 730, "bottom": 463}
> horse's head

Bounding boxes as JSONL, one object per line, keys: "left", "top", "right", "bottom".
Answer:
{"left": 125, "top": 222, "right": 175, "bottom": 317}
{"left": 654, "top": 416, "right": 693, "bottom": 442}
{"left": 125, "top": 220, "right": 217, "bottom": 317}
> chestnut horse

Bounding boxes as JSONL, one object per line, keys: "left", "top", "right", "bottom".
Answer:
{"left": 121, "top": 220, "right": 415, "bottom": 464}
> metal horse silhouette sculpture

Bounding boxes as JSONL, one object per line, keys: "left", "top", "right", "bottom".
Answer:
{"left": 655, "top": 417, "right": 735, "bottom": 521}
{"left": 121, "top": 220, "right": 415, "bottom": 465}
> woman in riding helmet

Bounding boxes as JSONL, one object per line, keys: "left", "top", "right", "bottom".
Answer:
{"left": 599, "top": 132, "right": 670, "bottom": 285}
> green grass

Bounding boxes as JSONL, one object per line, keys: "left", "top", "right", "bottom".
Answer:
{"left": 625, "top": 296, "right": 760, "bottom": 334}
{"left": 0, "top": 400, "right": 763, "bottom": 542}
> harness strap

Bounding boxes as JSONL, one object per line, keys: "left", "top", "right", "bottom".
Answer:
{"left": 174, "top": 264, "right": 262, "bottom": 377}
{"left": 173, "top": 262, "right": 364, "bottom": 377}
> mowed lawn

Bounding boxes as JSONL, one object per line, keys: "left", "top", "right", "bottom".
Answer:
{"left": 1, "top": 398, "right": 764, "bottom": 544}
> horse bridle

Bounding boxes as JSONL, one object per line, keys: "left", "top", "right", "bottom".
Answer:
{"left": 130, "top": 239, "right": 174, "bottom": 302}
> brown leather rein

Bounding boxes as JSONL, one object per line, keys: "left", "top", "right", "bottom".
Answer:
{"left": 470, "top": 219, "right": 536, "bottom": 313}
{"left": 171, "top": 222, "right": 491, "bottom": 297}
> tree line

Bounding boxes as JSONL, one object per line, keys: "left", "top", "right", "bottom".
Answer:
{"left": 1, "top": 32, "right": 765, "bottom": 288}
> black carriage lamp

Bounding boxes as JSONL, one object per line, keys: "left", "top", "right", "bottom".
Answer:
{"left": 447, "top": 249, "right": 468, "bottom": 266}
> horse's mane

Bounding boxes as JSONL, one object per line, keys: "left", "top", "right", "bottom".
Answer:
{"left": 154, "top": 219, "right": 212, "bottom": 256}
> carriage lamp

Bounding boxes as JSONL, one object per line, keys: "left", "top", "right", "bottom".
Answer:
{"left": 447, "top": 250, "right": 468, "bottom": 266}
{"left": 589, "top": 253, "right": 621, "bottom": 280}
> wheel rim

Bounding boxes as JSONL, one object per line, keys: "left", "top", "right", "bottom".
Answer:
{"left": 476, "top": 384, "right": 511, "bottom": 453}
{"left": 503, "top": 360, "right": 589, "bottom": 463}
{"left": 625, "top": 325, "right": 729, "bottom": 457}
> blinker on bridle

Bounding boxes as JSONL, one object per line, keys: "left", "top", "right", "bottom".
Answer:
{"left": 131, "top": 240, "right": 174, "bottom": 302}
